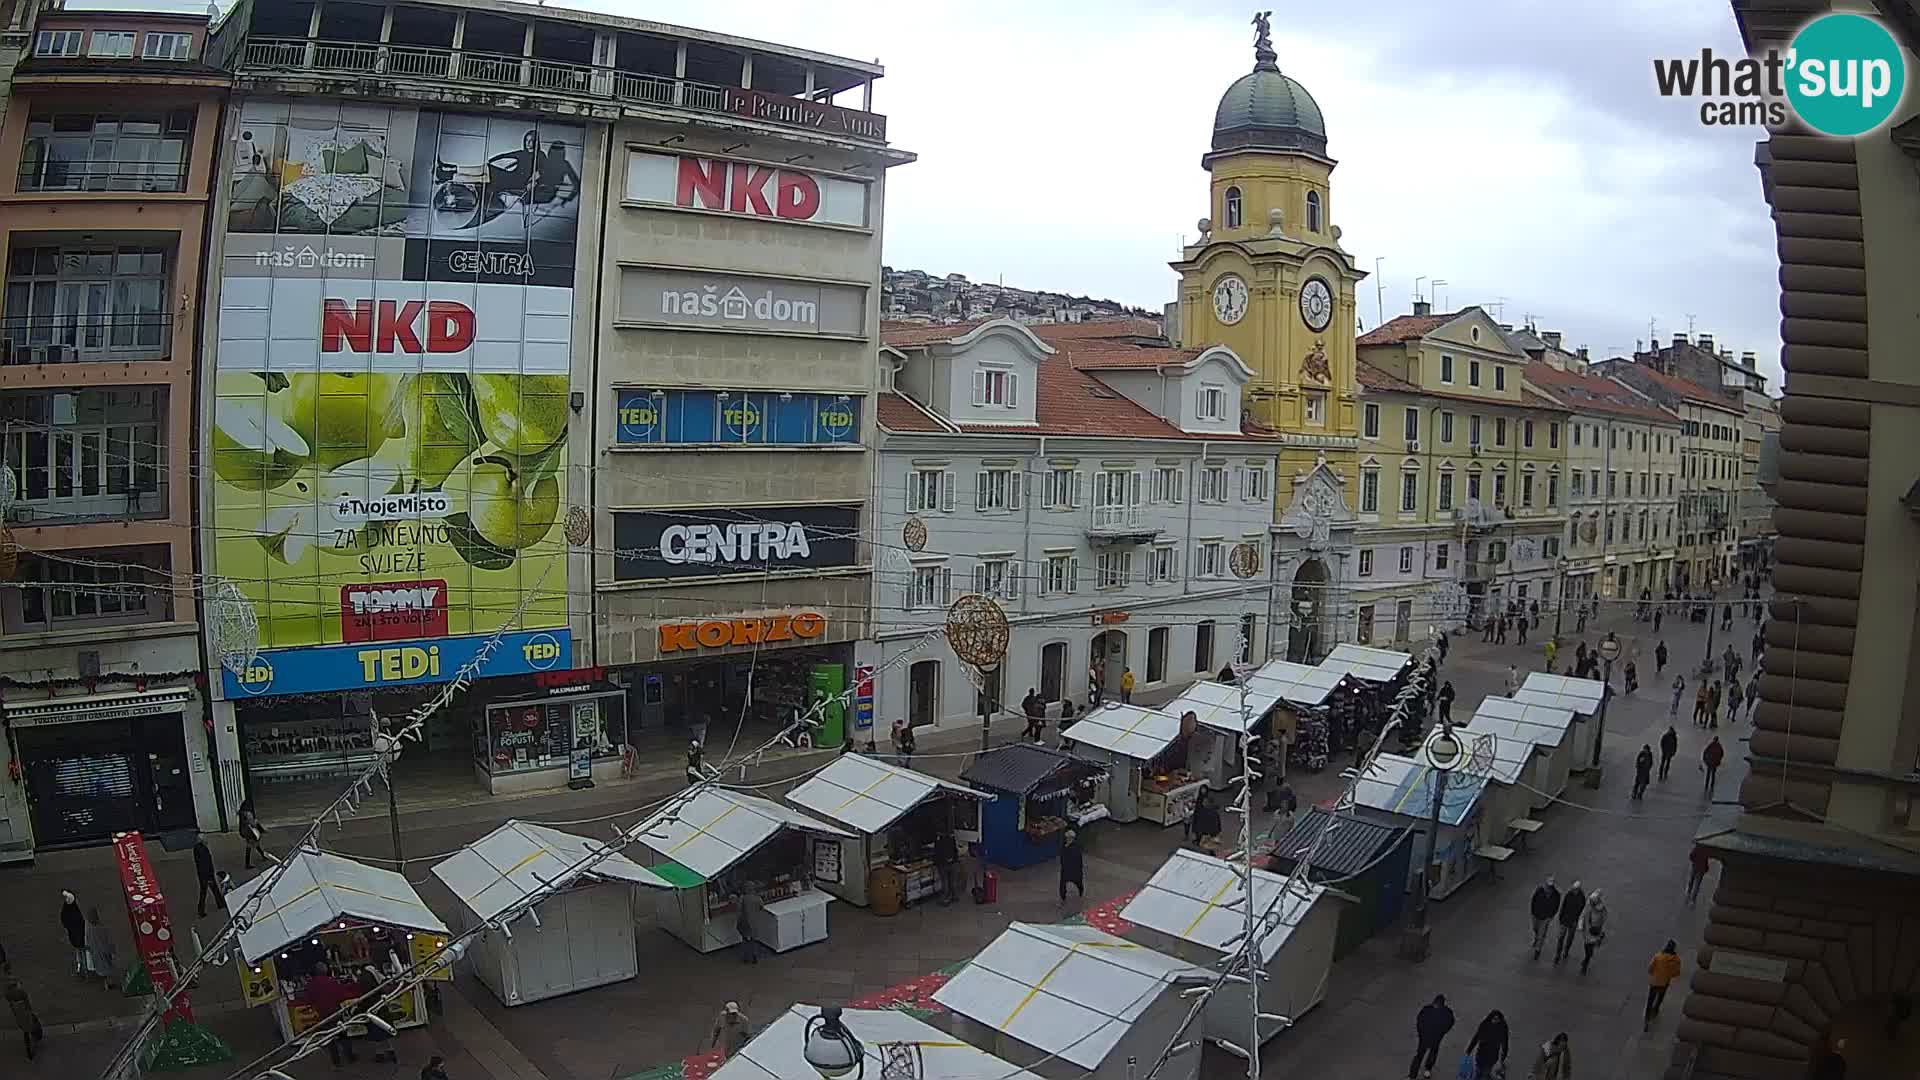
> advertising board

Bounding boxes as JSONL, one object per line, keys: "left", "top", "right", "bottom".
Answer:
{"left": 613, "top": 388, "right": 859, "bottom": 446}
{"left": 624, "top": 151, "right": 870, "bottom": 228}
{"left": 611, "top": 505, "right": 860, "bottom": 581}
{"left": 213, "top": 100, "right": 582, "bottom": 697}
{"left": 616, "top": 267, "right": 866, "bottom": 336}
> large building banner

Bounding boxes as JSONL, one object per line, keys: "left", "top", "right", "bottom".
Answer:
{"left": 213, "top": 100, "right": 581, "bottom": 698}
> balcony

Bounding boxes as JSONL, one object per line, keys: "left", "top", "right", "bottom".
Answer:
{"left": 1, "top": 312, "right": 173, "bottom": 365}
{"left": 1087, "top": 504, "right": 1160, "bottom": 545}
{"left": 17, "top": 159, "right": 188, "bottom": 194}
{"left": 235, "top": 36, "right": 889, "bottom": 144}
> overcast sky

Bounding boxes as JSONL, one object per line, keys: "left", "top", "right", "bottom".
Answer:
{"left": 108, "top": 0, "right": 1784, "bottom": 382}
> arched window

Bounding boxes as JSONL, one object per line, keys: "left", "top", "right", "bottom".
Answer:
{"left": 1224, "top": 186, "right": 1243, "bottom": 229}
{"left": 1306, "top": 191, "right": 1323, "bottom": 232}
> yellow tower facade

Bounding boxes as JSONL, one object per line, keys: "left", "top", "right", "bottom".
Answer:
{"left": 1172, "top": 17, "right": 1365, "bottom": 507}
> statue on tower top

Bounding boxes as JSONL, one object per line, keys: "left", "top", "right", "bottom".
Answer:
{"left": 1252, "top": 10, "right": 1278, "bottom": 70}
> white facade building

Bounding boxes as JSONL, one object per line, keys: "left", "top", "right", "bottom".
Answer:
{"left": 872, "top": 320, "right": 1277, "bottom": 732}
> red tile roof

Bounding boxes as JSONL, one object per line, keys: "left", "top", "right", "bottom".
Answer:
{"left": 1355, "top": 362, "right": 1418, "bottom": 394}
{"left": 875, "top": 391, "right": 953, "bottom": 433}
{"left": 1522, "top": 361, "right": 1679, "bottom": 424}
{"left": 880, "top": 320, "right": 990, "bottom": 347}
{"left": 1055, "top": 341, "right": 1205, "bottom": 371}
{"left": 880, "top": 317, "right": 1167, "bottom": 351}
{"left": 881, "top": 358, "right": 1267, "bottom": 441}
{"left": 1355, "top": 311, "right": 1462, "bottom": 346}
{"left": 1597, "top": 360, "right": 1742, "bottom": 412}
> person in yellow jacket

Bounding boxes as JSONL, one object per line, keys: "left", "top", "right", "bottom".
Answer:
{"left": 1645, "top": 939, "right": 1683, "bottom": 1030}
{"left": 1120, "top": 668, "right": 1135, "bottom": 704}
{"left": 1544, "top": 638, "right": 1558, "bottom": 673}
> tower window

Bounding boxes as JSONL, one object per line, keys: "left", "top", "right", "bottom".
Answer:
{"left": 1224, "top": 187, "right": 1243, "bottom": 229}
{"left": 1306, "top": 191, "right": 1323, "bottom": 232}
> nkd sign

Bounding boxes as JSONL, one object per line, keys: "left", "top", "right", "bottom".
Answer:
{"left": 618, "top": 267, "right": 866, "bottom": 337}
{"left": 625, "top": 152, "right": 870, "bottom": 229}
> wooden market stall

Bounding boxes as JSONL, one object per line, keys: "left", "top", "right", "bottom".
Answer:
{"left": 1349, "top": 753, "right": 1491, "bottom": 901}
{"left": 1464, "top": 695, "right": 1578, "bottom": 808}
{"left": 1059, "top": 704, "right": 1202, "bottom": 826}
{"left": 1159, "top": 679, "right": 1288, "bottom": 791}
{"left": 712, "top": 1004, "right": 1046, "bottom": 1080}
{"left": 430, "top": 820, "right": 671, "bottom": 1006}
{"left": 959, "top": 744, "right": 1110, "bottom": 869}
{"left": 1121, "top": 849, "right": 1339, "bottom": 1053}
{"left": 1246, "top": 660, "right": 1347, "bottom": 774}
{"left": 1316, "top": 643, "right": 1415, "bottom": 685}
{"left": 1512, "top": 673, "right": 1606, "bottom": 772}
{"left": 1264, "top": 809, "right": 1412, "bottom": 957}
{"left": 783, "top": 753, "right": 993, "bottom": 909}
{"left": 630, "top": 789, "right": 852, "bottom": 955}
{"left": 932, "top": 922, "right": 1205, "bottom": 1080}
{"left": 227, "top": 847, "right": 451, "bottom": 1043}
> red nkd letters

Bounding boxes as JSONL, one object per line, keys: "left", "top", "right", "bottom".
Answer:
{"left": 321, "top": 299, "right": 476, "bottom": 354}
{"left": 674, "top": 156, "right": 822, "bottom": 220}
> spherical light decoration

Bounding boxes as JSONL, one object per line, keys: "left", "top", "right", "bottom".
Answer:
{"left": 564, "top": 505, "right": 591, "bottom": 547}
{"left": 945, "top": 593, "right": 1010, "bottom": 669}
{"left": 902, "top": 516, "right": 928, "bottom": 553}
{"left": 1229, "top": 542, "right": 1262, "bottom": 580}
{"left": 207, "top": 576, "right": 261, "bottom": 675}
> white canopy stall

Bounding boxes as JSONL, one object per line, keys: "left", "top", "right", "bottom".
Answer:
{"left": 712, "top": 1005, "right": 1045, "bottom": 1080}
{"left": 932, "top": 922, "right": 1205, "bottom": 1080}
{"left": 1160, "top": 679, "right": 1288, "bottom": 792}
{"left": 1317, "top": 643, "right": 1415, "bottom": 684}
{"left": 227, "top": 847, "right": 450, "bottom": 1042}
{"left": 1061, "top": 704, "right": 1200, "bottom": 825}
{"left": 1350, "top": 753, "right": 1491, "bottom": 900}
{"left": 430, "top": 820, "right": 671, "bottom": 1006}
{"left": 784, "top": 753, "right": 993, "bottom": 908}
{"left": 630, "top": 789, "right": 852, "bottom": 955}
{"left": 1246, "top": 659, "right": 1345, "bottom": 708}
{"left": 1121, "top": 849, "right": 1339, "bottom": 1053}
{"left": 1513, "top": 673, "right": 1607, "bottom": 772}
{"left": 1467, "top": 695, "right": 1578, "bottom": 806}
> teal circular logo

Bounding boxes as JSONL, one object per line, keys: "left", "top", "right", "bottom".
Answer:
{"left": 1786, "top": 13, "right": 1906, "bottom": 136}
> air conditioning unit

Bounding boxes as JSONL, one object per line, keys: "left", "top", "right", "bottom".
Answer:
{"left": 1469, "top": 441, "right": 1482, "bottom": 456}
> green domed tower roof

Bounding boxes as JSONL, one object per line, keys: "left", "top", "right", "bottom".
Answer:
{"left": 1212, "top": 16, "right": 1327, "bottom": 157}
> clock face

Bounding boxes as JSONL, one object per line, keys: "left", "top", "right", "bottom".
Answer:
{"left": 1300, "top": 277, "right": 1334, "bottom": 332}
{"left": 1212, "top": 275, "right": 1249, "bottom": 325}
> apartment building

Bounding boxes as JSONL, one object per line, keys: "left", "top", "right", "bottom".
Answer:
{"left": 872, "top": 319, "right": 1275, "bottom": 732}
{"left": 1355, "top": 304, "right": 1570, "bottom": 629}
{"left": 0, "top": 7, "right": 226, "bottom": 858}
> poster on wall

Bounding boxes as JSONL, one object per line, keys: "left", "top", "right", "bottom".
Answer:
{"left": 213, "top": 100, "right": 582, "bottom": 698}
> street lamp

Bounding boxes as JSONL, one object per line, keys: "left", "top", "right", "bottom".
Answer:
{"left": 1551, "top": 556, "right": 1570, "bottom": 649}
{"left": 803, "top": 1006, "right": 865, "bottom": 1079}
{"left": 1400, "top": 722, "right": 1463, "bottom": 963}
{"left": 1584, "top": 634, "right": 1621, "bottom": 789}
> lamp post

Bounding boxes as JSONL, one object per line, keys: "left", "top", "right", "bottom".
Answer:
{"left": 1400, "top": 721, "right": 1463, "bottom": 963}
{"left": 1551, "top": 556, "right": 1570, "bottom": 647}
{"left": 1583, "top": 634, "right": 1621, "bottom": 788}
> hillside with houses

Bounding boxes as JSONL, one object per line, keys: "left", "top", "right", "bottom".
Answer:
{"left": 883, "top": 266, "right": 1161, "bottom": 329}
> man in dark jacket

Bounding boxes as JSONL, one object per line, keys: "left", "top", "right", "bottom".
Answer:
{"left": 1409, "top": 994, "right": 1455, "bottom": 1079}
{"left": 1554, "top": 880, "right": 1588, "bottom": 964}
{"left": 193, "top": 839, "right": 225, "bottom": 918}
{"left": 1703, "top": 736, "right": 1725, "bottom": 797}
{"left": 1058, "top": 829, "right": 1084, "bottom": 906}
{"left": 1633, "top": 745, "right": 1655, "bottom": 800}
{"left": 1437, "top": 681, "right": 1456, "bottom": 725}
{"left": 1655, "top": 641, "right": 1668, "bottom": 674}
{"left": 1529, "top": 877, "right": 1560, "bottom": 958}
{"left": 1465, "top": 1010, "right": 1510, "bottom": 1080}
{"left": 1659, "top": 726, "right": 1680, "bottom": 780}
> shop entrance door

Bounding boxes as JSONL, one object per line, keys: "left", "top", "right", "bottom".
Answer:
{"left": 907, "top": 660, "right": 939, "bottom": 728}
{"left": 1038, "top": 642, "right": 1066, "bottom": 704}
{"left": 16, "top": 714, "right": 194, "bottom": 848}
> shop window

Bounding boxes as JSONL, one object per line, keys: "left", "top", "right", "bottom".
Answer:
{"left": 1147, "top": 627, "right": 1169, "bottom": 684}
{"left": 1194, "top": 620, "right": 1215, "bottom": 673}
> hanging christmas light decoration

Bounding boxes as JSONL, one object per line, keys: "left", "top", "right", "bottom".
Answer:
{"left": 206, "top": 577, "right": 261, "bottom": 675}
{"left": 564, "top": 505, "right": 591, "bottom": 547}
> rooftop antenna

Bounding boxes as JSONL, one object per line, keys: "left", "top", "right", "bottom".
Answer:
{"left": 1373, "top": 257, "right": 1386, "bottom": 328}
{"left": 1685, "top": 313, "right": 1698, "bottom": 337}
{"left": 1649, "top": 317, "right": 1658, "bottom": 345}
{"left": 1432, "top": 279, "right": 1449, "bottom": 311}
{"left": 1489, "top": 296, "right": 1508, "bottom": 321}
{"left": 1414, "top": 276, "right": 1427, "bottom": 305}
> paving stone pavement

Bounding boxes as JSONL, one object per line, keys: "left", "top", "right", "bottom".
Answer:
{"left": 0, "top": 587, "right": 1763, "bottom": 1079}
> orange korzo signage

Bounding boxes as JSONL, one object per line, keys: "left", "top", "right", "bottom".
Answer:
{"left": 659, "top": 612, "right": 828, "bottom": 654}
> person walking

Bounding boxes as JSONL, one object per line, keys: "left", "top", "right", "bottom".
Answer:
{"left": 1646, "top": 941, "right": 1684, "bottom": 1029}
{"left": 1554, "top": 880, "right": 1587, "bottom": 965}
{"left": 1702, "top": 736, "right": 1725, "bottom": 797}
{"left": 1528, "top": 1032, "right": 1574, "bottom": 1080}
{"left": 1529, "top": 877, "right": 1560, "bottom": 959}
{"left": 1058, "top": 829, "right": 1085, "bottom": 907}
{"left": 1021, "top": 689, "right": 1045, "bottom": 742}
{"left": 60, "top": 890, "right": 87, "bottom": 976}
{"left": 1655, "top": 641, "right": 1668, "bottom": 675}
{"left": 1579, "top": 890, "right": 1609, "bottom": 975}
{"left": 1685, "top": 847, "right": 1711, "bottom": 906}
{"left": 1409, "top": 994, "right": 1455, "bottom": 1079}
{"left": 421, "top": 1056, "right": 450, "bottom": 1080}
{"left": 1753, "top": 628, "right": 1765, "bottom": 663}
{"left": 1517, "top": 608, "right": 1530, "bottom": 645}
{"left": 1089, "top": 663, "right": 1104, "bottom": 706}
{"left": 1120, "top": 668, "right": 1135, "bottom": 704}
{"left": 1632, "top": 746, "right": 1654, "bottom": 800}
{"left": 932, "top": 828, "right": 961, "bottom": 906}
{"left": 1543, "top": 638, "right": 1557, "bottom": 673}
{"left": 1574, "top": 640, "right": 1588, "bottom": 672}
{"left": 1693, "top": 682, "right": 1711, "bottom": 728}
{"left": 1464, "top": 1010, "right": 1510, "bottom": 1080}
{"left": 1669, "top": 675, "right": 1686, "bottom": 721}
{"left": 1623, "top": 659, "right": 1638, "bottom": 696}
{"left": 710, "top": 1001, "right": 753, "bottom": 1058}
{"left": 238, "top": 798, "right": 267, "bottom": 870}
{"left": 1504, "top": 665, "right": 1520, "bottom": 698}
{"left": 1707, "top": 680, "right": 1723, "bottom": 729}
{"left": 5, "top": 979, "right": 44, "bottom": 1060}
{"left": 1745, "top": 677, "right": 1761, "bottom": 721}
{"left": 85, "top": 907, "right": 118, "bottom": 991}
{"left": 1438, "top": 681, "right": 1456, "bottom": 725}
{"left": 193, "top": 838, "right": 225, "bottom": 918}
{"left": 1188, "top": 792, "right": 1223, "bottom": 851}
{"left": 889, "top": 718, "right": 915, "bottom": 770}
{"left": 735, "top": 884, "right": 764, "bottom": 965}
{"left": 1482, "top": 613, "right": 1496, "bottom": 643}
{"left": 1653, "top": 606, "right": 1663, "bottom": 633}
{"left": 1725, "top": 685, "right": 1742, "bottom": 727}
{"left": 1660, "top": 726, "right": 1679, "bottom": 780}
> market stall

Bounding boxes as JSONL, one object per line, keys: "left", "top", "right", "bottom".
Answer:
{"left": 713, "top": 1004, "right": 1045, "bottom": 1080}
{"left": 960, "top": 744, "right": 1110, "bottom": 869}
{"left": 1263, "top": 809, "right": 1411, "bottom": 958}
{"left": 1464, "top": 695, "right": 1577, "bottom": 808}
{"left": 1121, "top": 849, "right": 1338, "bottom": 1052}
{"left": 1349, "top": 753, "right": 1490, "bottom": 900}
{"left": 227, "top": 847, "right": 451, "bottom": 1043}
{"left": 1159, "top": 679, "right": 1288, "bottom": 791}
{"left": 630, "top": 789, "right": 851, "bottom": 955}
{"left": 1512, "top": 673, "right": 1605, "bottom": 771}
{"left": 430, "top": 820, "right": 671, "bottom": 1006}
{"left": 1248, "top": 660, "right": 1346, "bottom": 773}
{"left": 1316, "top": 643, "right": 1415, "bottom": 685}
{"left": 1058, "top": 704, "right": 1200, "bottom": 826}
{"left": 932, "top": 922, "right": 1204, "bottom": 1080}
{"left": 783, "top": 753, "right": 993, "bottom": 908}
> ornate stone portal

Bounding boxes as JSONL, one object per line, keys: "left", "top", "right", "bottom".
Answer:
{"left": 1272, "top": 458, "right": 1357, "bottom": 663}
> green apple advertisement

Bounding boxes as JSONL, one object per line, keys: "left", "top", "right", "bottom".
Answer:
{"left": 213, "top": 100, "right": 582, "bottom": 697}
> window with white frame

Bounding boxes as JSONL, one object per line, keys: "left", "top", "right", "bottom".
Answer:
{"left": 1469, "top": 359, "right": 1482, "bottom": 387}
{"left": 1438, "top": 471, "right": 1454, "bottom": 510}
{"left": 1, "top": 388, "right": 164, "bottom": 520}
{"left": 1357, "top": 603, "right": 1375, "bottom": 645}
{"left": 1149, "top": 544, "right": 1179, "bottom": 584}
{"left": 972, "top": 366, "right": 1017, "bottom": 407}
{"left": 16, "top": 549, "right": 161, "bottom": 628}
{"left": 1494, "top": 417, "right": 1508, "bottom": 446}
{"left": 1543, "top": 537, "right": 1560, "bottom": 558}
{"left": 1440, "top": 354, "right": 1455, "bottom": 383}
{"left": 1548, "top": 472, "right": 1560, "bottom": 507}
{"left": 1198, "top": 384, "right": 1226, "bottom": 421}
{"left": 1440, "top": 411, "right": 1454, "bottom": 442}
{"left": 1241, "top": 535, "right": 1264, "bottom": 569}
{"left": 87, "top": 31, "right": 136, "bottom": 58}
{"left": 1241, "top": 464, "right": 1270, "bottom": 503}
{"left": 1042, "top": 553, "right": 1079, "bottom": 595}
{"left": 975, "top": 467, "right": 1021, "bottom": 511}
{"left": 1303, "top": 392, "right": 1326, "bottom": 424}
{"left": 1358, "top": 548, "right": 1374, "bottom": 576}
{"left": 1359, "top": 468, "right": 1379, "bottom": 513}
{"left": 1363, "top": 403, "right": 1379, "bottom": 438}
{"left": 1521, "top": 472, "right": 1535, "bottom": 506}
{"left": 1398, "top": 546, "right": 1414, "bottom": 573}
{"left": 1572, "top": 424, "right": 1583, "bottom": 447}
{"left": 1435, "top": 543, "right": 1450, "bottom": 569}
{"left": 1571, "top": 471, "right": 1585, "bottom": 498}
{"left": 1400, "top": 470, "right": 1418, "bottom": 513}
{"left": 1404, "top": 408, "right": 1420, "bottom": 442}
{"left": 140, "top": 32, "right": 193, "bottom": 60}
{"left": 1467, "top": 469, "right": 1482, "bottom": 501}
{"left": 1096, "top": 549, "right": 1133, "bottom": 588}
{"left": 973, "top": 558, "right": 1018, "bottom": 600}
{"left": 908, "top": 563, "right": 952, "bottom": 609}
{"left": 1199, "top": 465, "right": 1230, "bottom": 503}
{"left": 1151, "top": 465, "right": 1183, "bottom": 504}
{"left": 1493, "top": 471, "right": 1507, "bottom": 506}
{"left": 906, "top": 468, "right": 952, "bottom": 513}
{"left": 1044, "top": 467, "right": 1080, "bottom": 510}
{"left": 35, "top": 29, "right": 84, "bottom": 56}
{"left": 1469, "top": 414, "right": 1483, "bottom": 446}
{"left": 1494, "top": 365, "right": 1507, "bottom": 391}
{"left": 1195, "top": 540, "right": 1225, "bottom": 578}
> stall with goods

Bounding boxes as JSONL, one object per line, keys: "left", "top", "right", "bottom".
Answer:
{"left": 1349, "top": 754, "right": 1491, "bottom": 900}
{"left": 960, "top": 744, "right": 1109, "bottom": 869}
{"left": 783, "top": 753, "right": 992, "bottom": 910}
{"left": 1059, "top": 704, "right": 1200, "bottom": 826}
